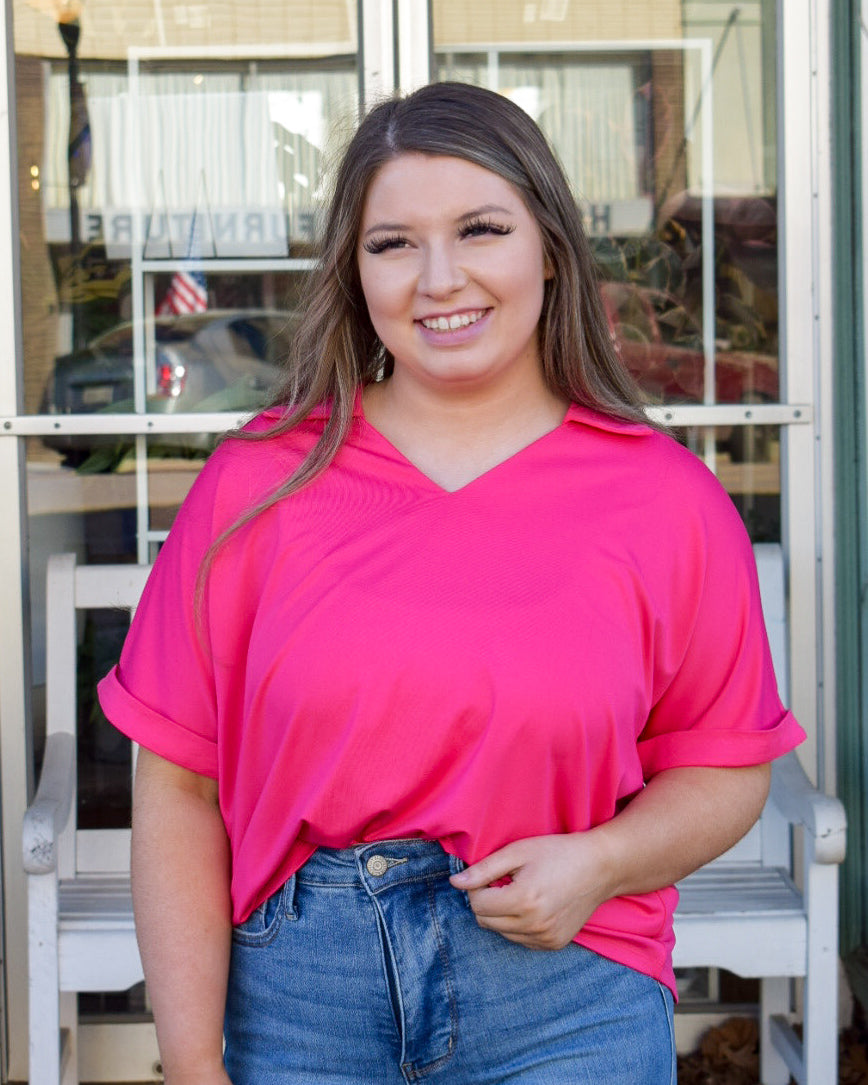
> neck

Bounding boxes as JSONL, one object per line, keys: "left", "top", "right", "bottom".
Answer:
{"left": 362, "top": 374, "right": 569, "bottom": 493}
{"left": 371, "top": 365, "right": 565, "bottom": 435}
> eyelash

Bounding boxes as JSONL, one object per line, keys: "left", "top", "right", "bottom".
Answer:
{"left": 362, "top": 217, "right": 516, "bottom": 255}
{"left": 362, "top": 235, "right": 408, "bottom": 255}
{"left": 460, "top": 216, "right": 515, "bottom": 240}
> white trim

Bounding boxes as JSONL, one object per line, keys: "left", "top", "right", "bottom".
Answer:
{"left": 362, "top": 0, "right": 396, "bottom": 102}
{"left": 0, "top": 0, "right": 29, "bottom": 1075}
{"left": 697, "top": 39, "right": 716, "bottom": 408}
{"left": 777, "top": 0, "right": 830, "bottom": 787}
{"left": 0, "top": 0, "right": 20, "bottom": 418}
{"left": 812, "top": 0, "right": 837, "bottom": 795}
{"left": 0, "top": 446, "right": 29, "bottom": 1085}
{"left": 2, "top": 412, "right": 253, "bottom": 436}
{"left": 0, "top": 403, "right": 814, "bottom": 438}
{"left": 436, "top": 38, "right": 695, "bottom": 52}
{"left": 135, "top": 433, "right": 149, "bottom": 564}
{"left": 646, "top": 404, "right": 812, "bottom": 427}
{"left": 396, "top": 0, "right": 431, "bottom": 92}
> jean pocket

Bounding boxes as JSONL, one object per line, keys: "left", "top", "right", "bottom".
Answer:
{"left": 232, "top": 878, "right": 294, "bottom": 947}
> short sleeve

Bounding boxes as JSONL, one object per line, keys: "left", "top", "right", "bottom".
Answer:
{"left": 97, "top": 453, "right": 232, "bottom": 777}
{"left": 637, "top": 464, "right": 805, "bottom": 776}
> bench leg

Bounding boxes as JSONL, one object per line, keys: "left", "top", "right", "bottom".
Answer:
{"left": 28, "top": 979, "right": 61, "bottom": 1085}
{"left": 29, "top": 875, "right": 61, "bottom": 1085}
{"left": 60, "top": 990, "right": 79, "bottom": 1085}
{"left": 760, "top": 976, "right": 791, "bottom": 1085}
{"left": 802, "top": 860, "right": 840, "bottom": 1085}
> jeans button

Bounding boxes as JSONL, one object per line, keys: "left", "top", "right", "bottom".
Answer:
{"left": 366, "top": 855, "right": 389, "bottom": 877}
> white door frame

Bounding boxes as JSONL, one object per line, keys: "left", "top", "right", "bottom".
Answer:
{"left": 777, "top": 0, "right": 835, "bottom": 788}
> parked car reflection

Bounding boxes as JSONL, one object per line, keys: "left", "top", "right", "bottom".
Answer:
{"left": 41, "top": 309, "right": 297, "bottom": 467}
{"left": 601, "top": 281, "right": 779, "bottom": 461}
{"left": 601, "top": 281, "right": 779, "bottom": 402}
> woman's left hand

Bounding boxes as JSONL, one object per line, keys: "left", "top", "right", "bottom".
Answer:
{"left": 449, "top": 833, "right": 613, "bottom": 950}
{"left": 448, "top": 764, "right": 773, "bottom": 951}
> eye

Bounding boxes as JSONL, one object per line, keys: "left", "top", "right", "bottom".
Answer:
{"left": 459, "top": 217, "right": 516, "bottom": 240}
{"left": 362, "top": 234, "right": 409, "bottom": 255}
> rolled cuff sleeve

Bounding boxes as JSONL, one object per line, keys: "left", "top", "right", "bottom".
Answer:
{"left": 634, "top": 458, "right": 807, "bottom": 777}
{"left": 638, "top": 708, "right": 806, "bottom": 777}
{"left": 98, "top": 666, "right": 219, "bottom": 779}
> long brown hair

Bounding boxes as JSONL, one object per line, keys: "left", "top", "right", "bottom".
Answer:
{"left": 208, "top": 81, "right": 651, "bottom": 552}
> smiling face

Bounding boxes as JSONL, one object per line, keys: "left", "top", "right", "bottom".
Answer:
{"left": 357, "top": 153, "right": 551, "bottom": 402}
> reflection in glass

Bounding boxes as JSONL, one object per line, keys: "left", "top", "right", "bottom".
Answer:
{"left": 26, "top": 459, "right": 139, "bottom": 869}
{"left": 75, "top": 606, "right": 133, "bottom": 830}
{"left": 39, "top": 63, "right": 357, "bottom": 258}
{"left": 600, "top": 278, "right": 778, "bottom": 406}
{"left": 147, "top": 435, "right": 207, "bottom": 535}
{"left": 676, "top": 425, "right": 781, "bottom": 543}
{"left": 26, "top": 443, "right": 139, "bottom": 558}
{"left": 41, "top": 301, "right": 299, "bottom": 472}
{"left": 40, "top": 64, "right": 357, "bottom": 262}
{"left": 17, "top": 4, "right": 359, "bottom": 417}
{"left": 433, "top": 1, "right": 779, "bottom": 409}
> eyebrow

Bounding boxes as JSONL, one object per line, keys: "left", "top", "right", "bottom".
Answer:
{"left": 361, "top": 203, "right": 517, "bottom": 238}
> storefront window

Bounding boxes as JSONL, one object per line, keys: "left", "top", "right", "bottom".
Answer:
{"left": 17, "top": 2, "right": 358, "bottom": 417}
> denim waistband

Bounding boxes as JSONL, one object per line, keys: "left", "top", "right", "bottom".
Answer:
{"left": 294, "top": 838, "right": 466, "bottom": 891}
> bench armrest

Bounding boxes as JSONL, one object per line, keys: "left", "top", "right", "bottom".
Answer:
{"left": 22, "top": 731, "right": 75, "bottom": 875}
{"left": 769, "top": 750, "right": 847, "bottom": 864}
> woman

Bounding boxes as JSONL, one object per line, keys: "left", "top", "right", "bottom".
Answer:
{"left": 99, "top": 82, "right": 805, "bottom": 1084}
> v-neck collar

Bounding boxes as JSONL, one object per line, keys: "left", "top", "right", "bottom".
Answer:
{"left": 356, "top": 393, "right": 651, "bottom": 495}
{"left": 259, "top": 393, "right": 651, "bottom": 494}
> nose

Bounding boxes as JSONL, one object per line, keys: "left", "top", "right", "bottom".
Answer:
{"left": 418, "top": 242, "right": 466, "bottom": 299}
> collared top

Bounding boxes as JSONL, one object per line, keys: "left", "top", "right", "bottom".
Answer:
{"left": 98, "top": 396, "right": 804, "bottom": 994}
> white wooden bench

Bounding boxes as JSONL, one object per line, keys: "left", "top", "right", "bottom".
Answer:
{"left": 24, "top": 554, "right": 150, "bottom": 1085}
{"left": 673, "top": 543, "right": 847, "bottom": 1085}
{"left": 24, "top": 547, "right": 846, "bottom": 1085}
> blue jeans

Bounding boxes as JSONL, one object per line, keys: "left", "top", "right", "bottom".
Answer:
{"left": 224, "top": 839, "right": 675, "bottom": 1084}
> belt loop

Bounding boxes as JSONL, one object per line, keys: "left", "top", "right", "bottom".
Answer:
{"left": 448, "top": 854, "right": 467, "bottom": 876}
{"left": 282, "top": 872, "right": 299, "bottom": 920}
{"left": 448, "top": 854, "right": 472, "bottom": 909}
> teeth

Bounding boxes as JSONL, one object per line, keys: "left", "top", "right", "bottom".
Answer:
{"left": 422, "top": 310, "right": 484, "bottom": 331}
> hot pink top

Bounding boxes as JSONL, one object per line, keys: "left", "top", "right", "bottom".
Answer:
{"left": 98, "top": 398, "right": 805, "bottom": 994}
